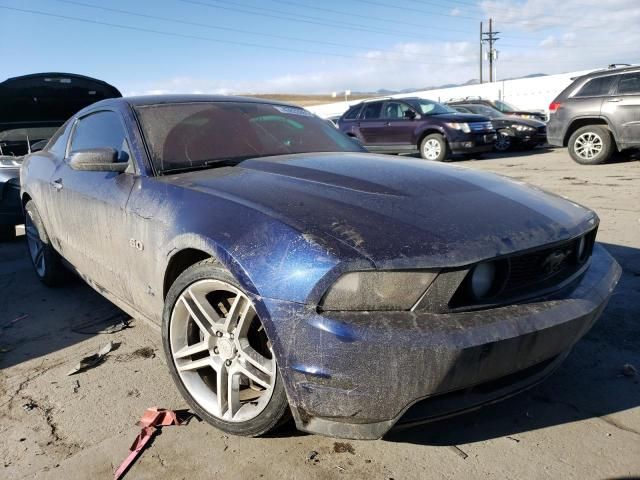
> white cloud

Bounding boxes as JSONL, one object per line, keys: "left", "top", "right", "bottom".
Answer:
{"left": 127, "top": 0, "right": 640, "bottom": 95}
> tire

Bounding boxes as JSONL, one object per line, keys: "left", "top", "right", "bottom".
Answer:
{"left": 24, "top": 200, "right": 67, "bottom": 286}
{"left": 568, "top": 125, "right": 614, "bottom": 165}
{"left": 0, "top": 224, "right": 16, "bottom": 242}
{"left": 162, "top": 259, "right": 290, "bottom": 437}
{"left": 494, "top": 131, "right": 512, "bottom": 152}
{"left": 420, "top": 133, "right": 449, "bottom": 161}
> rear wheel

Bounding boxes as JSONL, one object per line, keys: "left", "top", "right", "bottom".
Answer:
{"left": 420, "top": 133, "right": 449, "bottom": 161}
{"left": 568, "top": 125, "right": 614, "bottom": 165}
{"left": 163, "top": 260, "right": 289, "bottom": 437}
{"left": 24, "top": 200, "right": 66, "bottom": 286}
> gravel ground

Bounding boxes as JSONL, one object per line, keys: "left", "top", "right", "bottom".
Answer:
{"left": 1, "top": 147, "right": 639, "bottom": 480}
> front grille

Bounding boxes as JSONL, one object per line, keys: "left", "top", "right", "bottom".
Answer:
{"left": 537, "top": 126, "right": 547, "bottom": 135}
{"left": 449, "top": 228, "right": 597, "bottom": 310}
{"left": 469, "top": 121, "right": 493, "bottom": 132}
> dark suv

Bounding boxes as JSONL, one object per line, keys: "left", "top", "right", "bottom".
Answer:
{"left": 338, "top": 97, "right": 495, "bottom": 161}
{"left": 448, "top": 97, "right": 547, "bottom": 122}
{"left": 547, "top": 65, "right": 640, "bottom": 164}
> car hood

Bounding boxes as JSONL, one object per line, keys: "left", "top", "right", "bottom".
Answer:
{"left": 165, "top": 152, "right": 596, "bottom": 268}
{"left": 0, "top": 72, "right": 121, "bottom": 132}
{"left": 430, "top": 113, "right": 491, "bottom": 123}
{"left": 501, "top": 115, "right": 545, "bottom": 128}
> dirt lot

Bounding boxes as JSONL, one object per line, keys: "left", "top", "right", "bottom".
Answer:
{"left": 1, "top": 147, "right": 639, "bottom": 480}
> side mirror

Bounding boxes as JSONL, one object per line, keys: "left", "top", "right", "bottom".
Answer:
{"left": 404, "top": 110, "right": 419, "bottom": 120}
{"left": 68, "top": 148, "right": 128, "bottom": 172}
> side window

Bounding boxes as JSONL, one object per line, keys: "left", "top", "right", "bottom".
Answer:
{"left": 69, "top": 111, "right": 130, "bottom": 162}
{"left": 575, "top": 76, "right": 617, "bottom": 97}
{"left": 618, "top": 73, "right": 640, "bottom": 95}
{"left": 361, "top": 102, "right": 383, "bottom": 120}
{"left": 47, "top": 118, "right": 74, "bottom": 158}
{"left": 343, "top": 105, "right": 362, "bottom": 120}
{"left": 382, "top": 102, "right": 414, "bottom": 119}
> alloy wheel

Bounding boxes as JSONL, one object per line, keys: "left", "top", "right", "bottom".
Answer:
{"left": 423, "top": 138, "right": 442, "bottom": 160}
{"left": 495, "top": 133, "right": 511, "bottom": 151}
{"left": 169, "top": 279, "right": 275, "bottom": 423}
{"left": 25, "top": 213, "right": 45, "bottom": 277}
{"left": 574, "top": 132, "right": 603, "bottom": 161}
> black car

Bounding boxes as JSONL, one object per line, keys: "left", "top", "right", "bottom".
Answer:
{"left": 451, "top": 103, "right": 547, "bottom": 151}
{"left": 547, "top": 65, "right": 640, "bottom": 164}
{"left": 0, "top": 72, "right": 121, "bottom": 240}
{"left": 448, "top": 97, "right": 547, "bottom": 122}
{"left": 338, "top": 97, "right": 496, "bottom": 162}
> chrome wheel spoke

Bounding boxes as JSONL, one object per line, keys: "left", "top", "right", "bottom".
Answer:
{"left": 227, "top": 370, "right": 241, "bottom": 417}
{"left": 180, "top": 290, "right": 216, "bottom": 337}
{"left": 236, "top": 361, "right": 272, "bottom": 389}
{"left": 173, "top": 340, "right": 209, "bottom": 359}
{"left": 176, "top": 355, "right": 213, "bottom": 372}
{"left": 222, "top": 293, "right": 249, "bottom": 333}
{"left": 239, "top": 344, "right": 273, "bottom": 376}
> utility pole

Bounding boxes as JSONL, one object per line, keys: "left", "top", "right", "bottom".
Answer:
{"left": 479, "top": 21, "right": 483, "bottom": 84}
{"left": 481, "top": 18, "right": 500, "bottom": 82}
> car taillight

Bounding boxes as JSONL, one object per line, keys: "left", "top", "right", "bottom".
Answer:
{"left": 549, "top": 101, "right": 561, "bottom": 113}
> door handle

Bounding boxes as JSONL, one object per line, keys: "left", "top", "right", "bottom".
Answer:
{"left": 385, "top": 122, "right": 391, "bottom": 126}
{"left": 607, "top": 98, "right": 622, "bottom": 103}
{"left": 52, "top": 178, "right": 63, "bottom": 191}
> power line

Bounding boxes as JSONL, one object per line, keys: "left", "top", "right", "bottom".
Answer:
{"left": 266, "top": 0, "right": 473, "bottom": 36}
{"left": 347, "top": 0, "right": 479, "bottom": 21}
{"left": 0, "top": 4, "right": 472, "bottom": 67}
{"left": 182, "top": 0, "right": 474, "bottom": 40}
{"left": 47, "top": 0, "right": 477, "bottom": 62}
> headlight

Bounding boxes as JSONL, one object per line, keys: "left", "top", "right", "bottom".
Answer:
{"left": 319, "top": 271, "right": 438, "bottom": 311}
{"left": 512, "top": 124, "right": 536, "bottom": 132}
{"left": 446, "top": 122, "right": 471, "bottom": 133}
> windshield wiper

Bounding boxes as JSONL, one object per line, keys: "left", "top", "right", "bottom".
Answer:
{"left": 160, "top": 156, "right": 253, "bottom": 175}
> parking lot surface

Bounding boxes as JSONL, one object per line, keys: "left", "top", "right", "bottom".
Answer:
{"left": 1, "top": 147, "right": 639, "bottom": 479}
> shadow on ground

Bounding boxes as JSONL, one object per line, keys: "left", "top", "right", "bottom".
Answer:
{"left": 0, "top": 231, "right": 128, "bottom": 369}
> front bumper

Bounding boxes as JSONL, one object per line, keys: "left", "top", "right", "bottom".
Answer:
{"left": 265, "top": 244, "right": 620, "bottom": 439}
{"left": 450, "top": 132, "right": 496, "bottom": 154}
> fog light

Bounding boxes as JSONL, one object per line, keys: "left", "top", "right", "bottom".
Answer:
{"left": 470, "top": 262, "right": 496, "bottom": 299}
{"left": 464, "top": 141, "right": 473, "bottom": 148}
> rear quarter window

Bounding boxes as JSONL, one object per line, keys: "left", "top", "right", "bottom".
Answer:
{"left": 618, "top": 72, "right": 640, "bottom": 95}
{"left": 574, "top": 75, "right": 618, "bottom": 97}
{"left": 343, "top": 105, "right": 362, "bottom": 120}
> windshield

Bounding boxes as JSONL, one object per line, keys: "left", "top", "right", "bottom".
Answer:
{"left": 135, "top": 102, "right": 364, "bottom": 173}
{"left": 466, "top": 105, "right": 505, "bottom": 118}
{"left": 0, "top": 126, "right": 59, "bottom": 156}
{"left": 406, "top": 99, "right": 458, "bottom": 116}
{"left": 493, "top": 100, "right": 519, "bottom": 112}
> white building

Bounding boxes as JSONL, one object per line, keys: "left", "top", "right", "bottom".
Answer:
{"left": 307, "top": 69, "right": 596, "bottom": 119}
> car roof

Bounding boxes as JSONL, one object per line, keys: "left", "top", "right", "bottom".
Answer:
{"left": 92, "top": 94, "right": 301, "bottom": 109}
{"left": 584, "top": 65, "right": 640, "bottom": 78}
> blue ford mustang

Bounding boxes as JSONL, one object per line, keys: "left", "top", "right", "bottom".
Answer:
{"left": 20, "top": 95, "right": 621, "bottom": 439}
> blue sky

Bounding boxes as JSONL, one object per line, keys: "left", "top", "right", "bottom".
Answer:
{"left": 2, "top": 0, "right": 639, "bottom": 94}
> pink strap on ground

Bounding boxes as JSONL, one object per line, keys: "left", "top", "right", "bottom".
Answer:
{"left": 114, "top": 407, "right": 189, "bottom": 480}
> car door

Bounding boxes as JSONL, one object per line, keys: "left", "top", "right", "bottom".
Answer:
{"left": 356, "top": 101, "right": 386, "bottom": 146}
{"left": 380, "top": 101, "right": 418, "bottom": 146}
{"left": 48, "top": 110, "right": 136, "bottom": 303}
{"left": 608, "top": 72, "right": 640, "bottom": 146}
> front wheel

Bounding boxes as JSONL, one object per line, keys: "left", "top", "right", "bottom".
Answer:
{"left": 494, "top": 131, "right": 512, "bottom": 151}
{"left": 420, "top": 133, "right": 449, "bottom": 161}
{"left": 163, "top": 259, "right": 289, "bottom": 437}
{"left": 568, "top": 125, "right": 614, "bottom": 165}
